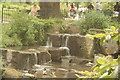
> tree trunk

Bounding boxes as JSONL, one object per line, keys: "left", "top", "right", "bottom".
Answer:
{"left": 38, "top": 2, "right": 62, "bottom": 19}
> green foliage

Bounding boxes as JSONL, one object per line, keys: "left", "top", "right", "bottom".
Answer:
{"left": 0, "top": 24, "right": 22, "bottom": 47}
{"left": 102, "top": 2, "right": 115, "bottom": 10}
{"left": 76, "top": 56, "right": 119, "bottom": 79}
{"left": 61, "top": 9, "right": 69, "bottom": 18}
{"left": 76, "top": 26, "right": 120, "bottom": 79}
{"left": 10, "top": 12, "right": 35, "bottom": 46}
{"left": 1, "top": 11, "right": 63, "bottom": 47}
{"left": 79, "top": 11, "right": 111, "bottom": 34}
{"left": 86, "top": 26, "right": 119, "bottom": 45}
{"left": 102, "top": 9, "right": 113, "bottom": 16}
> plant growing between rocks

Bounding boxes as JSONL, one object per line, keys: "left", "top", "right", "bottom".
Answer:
{"left": 0, "top": 11, "right": 64, "bottom": 47}
{"left": 75, "top": 26, "right": 119, "bottom": 79}
{"left": 78, "top": 11, "right": 111, "bottom": 35}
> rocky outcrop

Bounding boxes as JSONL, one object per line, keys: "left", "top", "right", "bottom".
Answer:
{"left": 37, "top": 51, "right": 51, "bottom": 64}
{"left": 102, "top": 40, "right": 118, "bottom": 55}
{"left": 47, "top": 34, "right": 94, "bottom": 60}
{"left": 0, "top": 49, "right": 15, "bottom": 67}
{"left": 67, "top": 35, "right": 94, "bottom": 59}
{"left": 11, "top": 51, "right": 36, "bottom": 70}
{"left": 48, "top": 48, "right": 67, "bottom": 62}
{"left": 47, "top": 34, "right": 62, "bottom": 47}
{"left": 11, "top": 51, "right": 51, "bottom": 70}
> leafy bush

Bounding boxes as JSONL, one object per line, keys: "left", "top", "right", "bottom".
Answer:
{"left": 0, "top": 24, "right": 22, "bottom": 47}
{"left": 76, "top": 55, "right": 119, "bottom": 79}
{"left": 75, "top": 26, "right": 119, "bottom": 79}
{"left": 79, "top": 11, "right": 111, "bottom": 34}
{"left": 102, "top": 9, "right": 113, "bottom": 16}
{"left": 86, "top": 26, "right": 119, "bottom": 45}
{"left": 0, "top": 11, "right": 63, "bottom": 47}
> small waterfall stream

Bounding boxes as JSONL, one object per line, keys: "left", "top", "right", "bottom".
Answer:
{"left": 34, "top": 53, "right": 38, "bottom": 65}
{"left": 60, "top": 34, "right": 71, "bottom": 56}
{"left": 46, "top": 37, "right": 52, "bottom": 48}
{"left": 6, "top": 50, "right": 13, "bottom": 63}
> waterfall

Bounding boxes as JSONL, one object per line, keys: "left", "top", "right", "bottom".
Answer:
{"left": 46, "top": 37, "right": 52, "bottom": 48}
{"left": 60, "top": 34, "right": 71, "bottom": 56}
{"left": 34, "top": 53, "right": 38, "bottom": 64}
{"left": 26, "top": 57, "right": 30, "bottom": 69}
{"left": 59, "top": 47, "right": 70, "bottom": 56}
{"left": 65, "top": 35, "right": 69, "bottom": 47}
{"left": 6, "top": 50, "right": 13, "bottom": 66}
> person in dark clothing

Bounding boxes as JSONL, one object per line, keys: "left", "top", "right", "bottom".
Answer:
{"left": 114, "top": 2, "right": 120, "bottom": 12}
{"left": 87, "top": 3, "right": 94, "bottom": 10}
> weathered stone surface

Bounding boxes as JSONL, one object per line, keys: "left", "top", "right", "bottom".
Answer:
{"left": 11, "top": 51, "right": 36, "bottom": 70}
{"left": 48, "top": 48, "right": 67, "bottom": 62}
{"left": 47, "top": 34, "right": 62, "bottom": 47}
{"left": 102, "top": 40, "right": 118, "bottom": 55}
{"left": 47, "top": 34, "right": 94, "bottom": 60}
{"left": 10, "top": 50, "right": 51, "bottom": 70}
{"left": 3, "top": 68, "right": 22, "bottom": 78}
{"left": 37, "top": 51, "right": 51, "bottom": 65}
{"left": 0, "top": 48, "right": 8, "bottom": 61}
{"left": 0, "top": 49, "right": 15, "bottom": 67}
{"left": 86, "top": 37, "right": 94, "bottom": 60}
{"left": 93, "top": 38, "right": 105, "bottom": 54}
{"left": 67, "top": 35, "right": 94, "bottom": 60}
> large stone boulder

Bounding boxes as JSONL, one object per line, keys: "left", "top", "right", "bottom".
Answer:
{"left": 48, "top": 48, "right": 67, "bottom": 62}
{"left": 67, "top": 35, "right": 94, "bottom": 59}
{"left": 0, "top": 49, "right": 15, "bottom": 67}
{"left": 93, "top": 38, "right": 105, "bottom": 54}
{"left": 11, "top": 51, "right": 36, "bottom": 70}
{"left": 47, "top": 34, "right": 62, "bottom": 47}
{"left": 11, "top": 50, "right": 51, "bottom": 70}
{"left": 37, "top": 51, "right": 51, "bottom": 64}
{"left": 3, "top": 68, "right": 22, "bottom": 78}
{"left": 47, "top": 34, "right": 94, "bottom": 60}
{"left": 102, "top": 40, "right": 118, "bottom": 55}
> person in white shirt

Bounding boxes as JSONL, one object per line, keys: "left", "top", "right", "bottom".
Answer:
{"left": 96, "top": 2, "right": 102, "bottom": 11}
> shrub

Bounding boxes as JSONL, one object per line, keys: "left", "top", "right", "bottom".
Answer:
{"left": 0, "top": 11, "right": 63, "bottom": 47}
{"left": 76, "top": 56, "right": 119, "bottom": 78}
{"left": 0, "top": 24, "right": 22, "bottom": 47}
{"left": 79, "top": 11, "right": 111, "bottom": 34}
{"left": 10, "top": 12, "right": 36, "bottom": 46}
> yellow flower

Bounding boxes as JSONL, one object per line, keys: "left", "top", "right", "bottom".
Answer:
{"left": 110, "top": 26, "right": 116, "bottom": 31}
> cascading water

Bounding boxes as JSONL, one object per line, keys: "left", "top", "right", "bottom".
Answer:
{"left": 60, "top": 34, "right": 71, "bottom": 56}
{"left": 6, "top": 50, "right": 13, "bottom": 63}
{"left": 34, "top": 53, "right": 38, "bottom": 65}
{"left": 46, "top": 37, "right": 52, "bottom": 48}
{"left": 26, "top": 57, "right": 30, "bottom": 69}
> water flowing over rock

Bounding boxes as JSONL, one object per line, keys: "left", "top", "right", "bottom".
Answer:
{"left": 48, "top": 48, "right": 67, "bottom": 62}
{"left": 47, "top": 33, "right": 94, "bottom": 60}
{"left": 47, "top": 34, "right": 62, "bottom": 47}
{"left": 0, "top": 49, "right": 15, "bottom": 67}
{"left": 0, "top": 49, "right": 51, "bottom": 70}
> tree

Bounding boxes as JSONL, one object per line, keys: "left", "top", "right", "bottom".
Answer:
{"left": 38, "top": 2, "right": 62, "bottom": 19}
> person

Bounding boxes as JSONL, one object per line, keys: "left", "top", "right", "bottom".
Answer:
{"left": 69, "top": 3, "right": 76, "bottom": 18}
{"left": 30, "top": 5, "right": 38, "bottom": 16}
{"left": 87, "top": 3, "right": 94, "bottom": 10}
{"left": 96, "top": 2, "right": 102, "bottom": 11}
{"left": 78, "top": 5, "right": 83, "bottom": 18}
{"left": 113, "top": 2, "right": 120, "bottom": 17}
{"left": 114, "top": 2, "right": 120, "bottom": 12}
